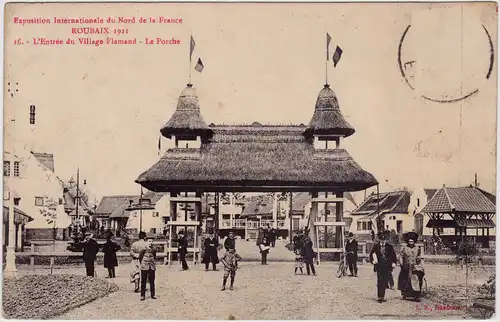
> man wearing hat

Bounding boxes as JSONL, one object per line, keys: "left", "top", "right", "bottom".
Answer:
{"left": 82, "top": 232, "right": 100, "bottom": 277}
{"left": 369, "top": 230, "right": 397, "bottom": 303}
{"left": 174, "top": 230, "right": 189, "bottom": 271}
{"left": 130, "top": 231, "right": 147, "bottom": 292}
{"left": 398, "top": 231, "right": 423, "bottom": 301}
{"left": 138, "top": 235, "right": 157, "bottom": 300}
{"left": 345, "top": 232, "right": 359, "bottom": 277}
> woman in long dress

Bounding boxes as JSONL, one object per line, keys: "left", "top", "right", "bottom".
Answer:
{"left": 102, "top": 232, "right": 121, "bottom": 278}
{"left": 202, "top": 233, "right": 220, "bottom": 271}
{"left": 398, "top": 232, "right": 425, "bottom": 301}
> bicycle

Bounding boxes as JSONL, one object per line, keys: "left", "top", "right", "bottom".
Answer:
{"left": 337, "top": 251, "right": 349, "bottom": 278}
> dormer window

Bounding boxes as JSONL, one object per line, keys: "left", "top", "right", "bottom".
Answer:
{"left": 29, "top": 105, "right": 36, "bottom": 125}
{"left": 314, "top": 135, "right": 342, "bottom": 150}
{"left": 174, "top": 134, "right": 201, "bottom": 149}
{"left": 13, "top": 161, "right": 20, "bottom": 177}
{"left": 3, "top": 161, "right": 10, "bottom": 176}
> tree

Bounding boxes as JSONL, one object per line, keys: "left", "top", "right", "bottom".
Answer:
{"left": 39, "top": 196, "right": 59, "bottom": 250}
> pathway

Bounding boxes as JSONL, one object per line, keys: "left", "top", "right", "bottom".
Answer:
{"left": 16, "top": 261, "right": 491, "bottom": 320}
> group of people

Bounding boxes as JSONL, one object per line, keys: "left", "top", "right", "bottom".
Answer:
{"left": 202, "top": 230, "right": 241, "bottom": 291}
{"left": 255, "top": 226, "right": 278, "bottom": 265}
{"left": 82, "top": 226, "right": 425, "bottom": 303}
{"left": 81, "top": 230, "right": 121, "bottom": 278}
{"left": 369, "top": 231, "right": 425, "bottom": 303}
{"left": 291, "top": 230, "right": 317, "bottom": 275}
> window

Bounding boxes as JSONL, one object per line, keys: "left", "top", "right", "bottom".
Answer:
{"left": 29, "top": 105, "right": 36, "bottom": 125}
{"left": 14, "top": 198, "right": 20, "bottom": 206}
{"left": 150, "top": 228, "right": 157, "bottom": 234}
{"left": 35, "top": 197, "right": 44, "bottom": 206}
{"left": 59, "top": 198, "right": 64, "bottom": 205}
{"left": 396, "top": 220, "right": 403, "bottom": 233}
{"left": 358, "top": 221, "right": 372, "bottom": 231}
{"left": 417, "top": 198, "right": 420, "bottom": 207}
{"left": 13, "top": 161, "right": 19, "bottom": 177}
{"left": 3, "top": 161, "right": 10, "bottom": 176}
{"left": 292, "top": 218, "right": 300, "bottom": 230}
{"left": 152, "top": 211, "right": 159, "bottom": 217}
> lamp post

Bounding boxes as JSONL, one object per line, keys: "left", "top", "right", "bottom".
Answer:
{"left": 3, "top": 184, "right": 17, "bottom": 277}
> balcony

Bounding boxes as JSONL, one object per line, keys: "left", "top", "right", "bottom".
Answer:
{"left": 220, "top": 219, "right": 246, "bottom": 229}
{"left": 220, "top": 219, "right": 286, "bottom": 229}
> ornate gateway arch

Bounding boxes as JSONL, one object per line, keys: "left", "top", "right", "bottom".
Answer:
{"left": 136, "top": 82, "right": 378, "bottom": 264}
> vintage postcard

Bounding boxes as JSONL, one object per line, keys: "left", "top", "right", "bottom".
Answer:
{"left": 2, "top": 1, "right": 497, "bottom": 320}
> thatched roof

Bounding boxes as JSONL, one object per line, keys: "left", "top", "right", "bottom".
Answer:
{"left": 160, "top": 84, "right": 212, "bottom": 139}
{"left": 96, "top": 195, "right": 139, "bottom": 217}
{"left": 137, "top": 124, "right": 378, "bottom": 192}
{"left": 421, "top": 186, "right": 496, "bottom": 214}
{"left": 351, "top": 190, "right": 411, "bottom": 219}
{"left": 304, "top": 85, "right": 355, "bottom": 138}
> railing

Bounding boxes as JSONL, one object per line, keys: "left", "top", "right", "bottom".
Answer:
{"left": 220, "top": 219, "right": 246, "bottom": 228}
{"left": 17, "top": 240, "right": 191, "bottom": 273}
{"left": 246, "top": 220, "right": 286, "bottom": 229}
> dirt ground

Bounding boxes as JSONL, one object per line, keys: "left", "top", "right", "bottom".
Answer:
{"left": 14, "top": 260, "right": 491, "bottom": 320}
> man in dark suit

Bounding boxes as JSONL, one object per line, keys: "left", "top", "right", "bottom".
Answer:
{"left": 175, "top": 231, "right": 189, "bottom": 271}
{"left": 82, "top": 233, "right": 100, "bottom": 277}
{"left": 345, "top": 232, "right": 358, "bottom": 277}
{"left": 370, "top": 231, "right": 397, "bottom": 303}
{"left": 139, "top": 235, "right": 157, "bottom": 300}
{"left": 269, "top": 227, "right": 277, "bottom": 247}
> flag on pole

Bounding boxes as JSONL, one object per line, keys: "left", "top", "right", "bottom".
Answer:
{"left": 157, "top": 135, "right": 161, "bottom": 156}
{"left": 344, "top": 191, "right": 357, "bottom": 208}
{"left": 194, "top": 58, "right": 204, "bottom": 73}
{"left": 326, "top": 33, "right": 332, "bottom": 61}
{"left": 190, "top": 35, "right": 196, "bottom": 61}
{"left": 332, "top": 46, "right": 343, "bottom": 67}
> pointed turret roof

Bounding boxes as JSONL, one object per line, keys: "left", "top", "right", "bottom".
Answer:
{"left": 160, "top": 84, "right": 213, "bottom": 139}
{"left": 304, "top": 84, "right": 355, "bottom": 138}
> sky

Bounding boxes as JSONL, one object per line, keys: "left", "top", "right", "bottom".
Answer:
{"left": 3, "top": 2, "right": 498, "bottom": 202}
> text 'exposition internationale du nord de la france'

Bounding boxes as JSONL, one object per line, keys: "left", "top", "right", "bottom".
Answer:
{"left": 11, "top": 16, "right": 184, "bottom": 46}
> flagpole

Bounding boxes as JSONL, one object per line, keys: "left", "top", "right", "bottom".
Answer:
{"left": 325, "top": 56, "right": 328, "bottom": 85}
{"left": 189, "top": 30, "right": 192, "bottom": 85}
{"left": 325, "top": 31, "right": 328, "bottom": 85}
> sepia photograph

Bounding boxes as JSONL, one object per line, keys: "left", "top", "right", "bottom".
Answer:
{"left": 2, "top": 1, "right": 498, "bottom": 319}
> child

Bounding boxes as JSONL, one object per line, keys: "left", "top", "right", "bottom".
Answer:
{"left": 294, "top": 248, "right": 304, "bottom": 275}
{"left": 259, "top": 237, "right": 270, "bottom": 265}
{"left": 220, "top": 247, "right": 242, "bottom": 291}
